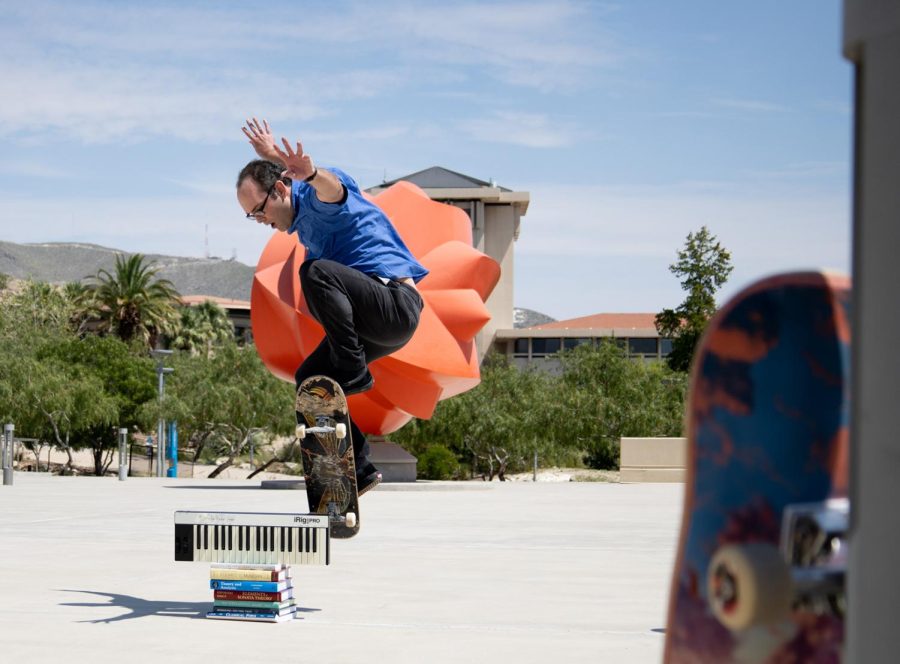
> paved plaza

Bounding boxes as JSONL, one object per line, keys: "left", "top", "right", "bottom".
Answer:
{"left": 0, "top": 473, "right": 682, "bottom": 663}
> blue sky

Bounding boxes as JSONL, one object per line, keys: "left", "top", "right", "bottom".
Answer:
{"left": 0, "top": 0, "right": 851, "bottom": 320}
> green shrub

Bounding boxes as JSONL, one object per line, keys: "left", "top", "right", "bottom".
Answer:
{"left": 417, "top": 444, "right": 459, "bottom": 480}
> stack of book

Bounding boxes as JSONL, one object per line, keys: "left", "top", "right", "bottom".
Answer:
{"left": 207, "top": 563, "right": 297, "bottom": 622}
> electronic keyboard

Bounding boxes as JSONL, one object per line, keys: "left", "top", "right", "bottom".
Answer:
{"left": 174, "top": 511, "right": 330, "bottom": 565}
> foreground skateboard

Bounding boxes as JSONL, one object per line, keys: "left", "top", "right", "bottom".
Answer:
{"left": 295, "top": 376, "right": 360, "bottom": 539}
{"left": 664, "top": 272, "right": 850, "bottom": 663}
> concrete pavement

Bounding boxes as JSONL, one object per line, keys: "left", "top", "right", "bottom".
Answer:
{"left": 0, "top": 473, "right": 682, "bottom": 663}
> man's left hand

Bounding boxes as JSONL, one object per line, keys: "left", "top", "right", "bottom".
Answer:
{"left": 274, "top": 138, "right": 316, "bottom": 182}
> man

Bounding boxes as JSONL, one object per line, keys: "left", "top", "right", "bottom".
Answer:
{"left": 237, "top": 118, "right": 427, "bottom": 495}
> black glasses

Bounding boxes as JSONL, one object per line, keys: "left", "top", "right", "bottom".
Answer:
{"left": 246, "top": 182, "right": 276, "bottom": 220}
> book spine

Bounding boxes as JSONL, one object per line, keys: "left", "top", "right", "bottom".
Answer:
{"left": 208, "top": 605, "right": 295, "bottom": 616}
{"left": 214, "top": 590, "right": 292, "bottom": 602}
{"left": 209, "top": 580, "right": 285, "bottom": 592}
{"left": 206, "top": 611, "right": 290, "bottom": 621}
{"left": 214, "top": 600, "right": 295, "bottom": 610}
{"left": 210, "top": 569, "right": 282, "bottom": 582}
{"left": 210, "top": 563, "right": 285, "bottom": 571}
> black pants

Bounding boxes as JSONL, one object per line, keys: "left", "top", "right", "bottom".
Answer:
{"left": 294, "top": 259, "right": 424, "bottom": 464}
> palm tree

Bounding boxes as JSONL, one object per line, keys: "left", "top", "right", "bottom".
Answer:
{"left": 83, "top": 254, "right": 180, "bottom": 347}
{"left": 171, "top": 300, "right": 234, "bottom": 357}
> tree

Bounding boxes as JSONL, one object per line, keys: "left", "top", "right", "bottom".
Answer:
{"left": 557, "top": 342, "right": 687, "bottom": 468}
{"left": 82, "top": 254, "right": 180, "bottom": 347}
{"left": 170, "top": 300, "right": 234, "bottom": 357}
{"left": 0, "top": 281, "right": 159, "bottom": 475}
{"left": 394, "top": 354, "right": 574, "bottom": 480}
{"left": 40, "top": 335, "right": 156, "bottom": 475}
{"left": 655, "top": 226, "right": 733, "bottom": 372}
{"left": 161, "top": 341, "right": 295, "bottom": 478}
{"left": 394, "top": 344, "right": 688, "bottom": 476}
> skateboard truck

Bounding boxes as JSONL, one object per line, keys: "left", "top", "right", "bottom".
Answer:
{"left": 328, "top": 501, "right": 357, "bottom": 529}
{"left": 707, "top": 498, "right": 848, "bottom": 631}
{"left": 295, "top": 418, "right": 347, "bottom": 440}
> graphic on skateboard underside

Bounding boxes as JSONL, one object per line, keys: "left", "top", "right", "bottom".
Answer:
{"left": 296, "top": 376, "right": 359, "bottom": 539}
{"left": 664, "top": 272, "right": 850, "bottom": 663}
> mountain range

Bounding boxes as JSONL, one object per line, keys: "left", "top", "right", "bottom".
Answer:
{"left": 0, "top": 241, "right": 255, "bottom": 300}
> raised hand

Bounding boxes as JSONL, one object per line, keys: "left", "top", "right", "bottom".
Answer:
{"left": 273, "top": 137, "right": 316, "bottom": 182}
{"left": 241, "top": 117, "right": 281, "bottom": 162}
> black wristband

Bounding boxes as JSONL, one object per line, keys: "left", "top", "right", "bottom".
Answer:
{"left": 303, "top": 167, "right": 318, "bottom": 183}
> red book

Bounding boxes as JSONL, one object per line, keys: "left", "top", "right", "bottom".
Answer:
{"left": 214, "top": 589, "right": 293, "bottom": 602}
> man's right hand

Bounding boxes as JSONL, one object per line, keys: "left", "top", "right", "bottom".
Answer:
{"left": 242, "top": 117, "right": 282, "bottom": 164}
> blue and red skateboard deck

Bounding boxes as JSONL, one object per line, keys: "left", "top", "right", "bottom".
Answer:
{"left": 664, "top": 272, "right": 850, "bottom": 663}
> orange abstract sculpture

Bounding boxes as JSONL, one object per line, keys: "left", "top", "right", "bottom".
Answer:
{"left": 251, "top": 181, "right": 501, "bottom": 435}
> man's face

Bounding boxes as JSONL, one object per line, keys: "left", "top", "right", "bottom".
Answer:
{"left": 237, "top": 178, "right": 293, "bottom": 232}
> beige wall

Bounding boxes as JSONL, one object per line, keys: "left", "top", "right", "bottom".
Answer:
{"left": 478, "top": 204, "right": 517, "bottom": 358}
{"left": 619, "top": 437, "right": 686, "bottom": 483}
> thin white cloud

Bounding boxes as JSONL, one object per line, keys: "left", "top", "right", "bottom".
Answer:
{"left": 712, "top": 98, "right": 791, "bottom": 113}
{"left": 814, "top": 100, "right": 852, "bottom": 115}
{"left": 459, "top": 111, "right": 586, "bottom": 148}
{"left": 0, "top": 1, "right": 620, "bottom": 144}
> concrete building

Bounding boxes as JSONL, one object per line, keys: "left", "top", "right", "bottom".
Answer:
{"left": 495, "top": 313, "right": 673, "bottom": 373}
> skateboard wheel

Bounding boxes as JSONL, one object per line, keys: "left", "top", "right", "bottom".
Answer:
{"left": 295, "top": 425, "right": 306, "bottom": 439}
{"left": 335, "top": 423, "right": 347, "bottom": 439}
{"left": 707, "top": 543, "right": 792, "bottom": 631}
{"left": 345, "top": 512, "right": 357, "bottom": 528}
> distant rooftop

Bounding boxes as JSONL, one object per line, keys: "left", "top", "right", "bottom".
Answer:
{"left": 532, "top": 313, "right": 658, "bottom": 331}
{"left": 368, "top": 166, "right": 529, "bottom": 215}
{"left": 181, "top": 295, "right": 251, "bottom": 310}
{"left": 376, "top": 166, "right": 512, "bottom": 192}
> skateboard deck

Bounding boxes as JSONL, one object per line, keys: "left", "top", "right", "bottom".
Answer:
{"left": 295, "top": 375, "right": 360, "bottom": 539}
{"left": 663, "top": 272, "right": 850, "bottom": 663}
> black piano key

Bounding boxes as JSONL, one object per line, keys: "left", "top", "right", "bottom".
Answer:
{"left": 214, "top": 525, "right": 219, "bottom": 550}
{"left": 280, "top": 527, "right": 286, "bottom": 552}
{"left": 270, "top": 527, "right": 275, "bottom": 552}
{"left": 287, "top": 527, "right": 293, "bottom": 553}
{"left": 256, "top": 526, "right": 261, "bottom": 551}
{"left": 312, "top": 527, "right": 317, "bottom": 554}
{"left": 228, "top": 526, "right": 232, "bottom": 551}
{"left": 174, "top": 524, "right": 194, "bottom": 561}
{"left": 203, "top": 525, "right": 209, "bottom": 550}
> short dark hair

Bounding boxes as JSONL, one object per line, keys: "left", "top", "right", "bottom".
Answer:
{"left": 236, "top": 160, "right": 291, "bottom": 191}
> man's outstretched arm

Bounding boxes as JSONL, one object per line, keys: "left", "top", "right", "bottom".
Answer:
{"left": 273, "top": 137, "right": 344, "bottom": 204}
{"left": 241, "top": 117, "right": 344, "bottom": 204}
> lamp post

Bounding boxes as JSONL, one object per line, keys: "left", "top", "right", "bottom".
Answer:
{"left": 3, "top": 423, "right": 14, "bottom": 486}
{"left": 150, "top": 349, "right": 174, "bottom": 478}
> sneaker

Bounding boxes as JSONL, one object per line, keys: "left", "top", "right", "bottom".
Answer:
{"left": 356, "top": 462, "right": 382, "bottom": 496}
{"left": 340, "top": 370, "right": 374, "bottom": 396}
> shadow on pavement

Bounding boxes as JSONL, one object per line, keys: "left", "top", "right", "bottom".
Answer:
{"left": 57, "top": 590, "right": 319, "bottom": 623}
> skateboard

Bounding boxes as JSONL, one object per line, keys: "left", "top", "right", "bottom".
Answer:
{"left": 663, "top": 272, "right": 850, "bottom": 663}
{"left": 295, "top": 375, "right": 360, "bottom": 539}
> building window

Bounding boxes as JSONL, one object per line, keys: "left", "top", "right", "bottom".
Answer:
{"left": 628, "top": 338, "right": 658, "bottom": 356}
{"left": 531, "top": 338, "right": 561, "bottom": 357}
{"left": 564, "top": 337, "right": 592, "bottom": 351}
{"left": 660, "top": 338, "right": 674, "bottom": 356}
{"left": 513, "top": 338, "right": 529, "bottom": 357}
